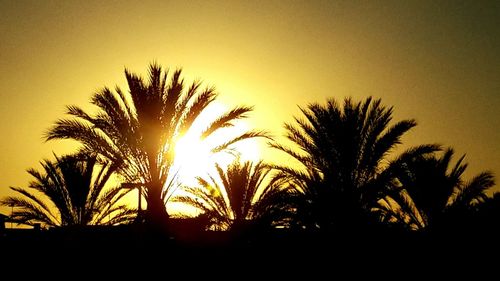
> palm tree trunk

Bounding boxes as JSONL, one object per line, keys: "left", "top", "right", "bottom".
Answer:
{"left": 145, "top": 182, "right": 169, "bottom": 233}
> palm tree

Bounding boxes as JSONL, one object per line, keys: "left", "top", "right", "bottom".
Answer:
{"left": 172, "top": 160, "right": 294, "bottom": 231}
{"left": 393, "top": 148, "right": 495, "bottom": 230}
{"left": 45, "top": 63, "right": 265, "bottom": 228}
{"left": 271, "top": 96, "right": 439, "bottom": 231}
{"left": 0, "top": 154, "right": 134, "bottom": 227}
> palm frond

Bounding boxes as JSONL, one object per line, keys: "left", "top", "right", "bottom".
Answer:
{"left": 8, "top": 187, "right": 56, "bottom": 221}
{"left": 178, "top": 87, "right": 217, "bottom": 135}
{"left": 371, "top": 119, "right": 417, "bottom": 165}
{"left": 211, "top": 130, "right": 270, "bottom": 153}
{"left": 0, "top": 197, "right": 60, "bottom": 226}
{"left": 452, "top": 172, "right": 495, "bottom": 208}
{"left": 201, "top": 106, "right": 254, "bottom": 139}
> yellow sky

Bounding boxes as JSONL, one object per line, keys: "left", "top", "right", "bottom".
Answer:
{"left": 1, "top": 1, "right": 499, "bottom": 215}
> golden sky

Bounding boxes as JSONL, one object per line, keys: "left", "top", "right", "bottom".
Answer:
{"left": 1, "top": 1, "right": 499, "bottom": 215}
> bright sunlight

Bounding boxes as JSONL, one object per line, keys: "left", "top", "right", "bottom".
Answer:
{"left": 172, "top": 102, "right": 260, "bottom": 185}
{"left": 165, "top": 102, "right": 260, "bottom": 216}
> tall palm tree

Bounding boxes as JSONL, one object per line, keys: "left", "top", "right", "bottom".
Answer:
{"left": 0, "top": 154, "right": 134, "bottom": 227}
{"left": 45, "top": 64, "right": 264, "bottom": 228}
{"left": 172, "top": 160, "right": 294, "bottom": 231}
{"left": 271, "top": 96, "right": 439, "bottom": 231}
{"left": 393, "top": 148, "right": 495, "bottom": 230}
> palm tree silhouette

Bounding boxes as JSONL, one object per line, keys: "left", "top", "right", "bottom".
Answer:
{"left": 271, "top": 97, "right": 439, "bottom": 231}
{"left": 172, "top": 160, "right": 293, "bottom": 231}
{"left": 45, "top": 64, "right": 265, "bottom": 229}
{"left": 0, "top": 154, "right": 134, "bottom": 227}
{"left": 393, "top": 148, "right": 495, "bottom": 230}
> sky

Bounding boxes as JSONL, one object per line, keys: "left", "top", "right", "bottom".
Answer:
{"left": 1, "top": 0, "right": 499, "bottom": 216}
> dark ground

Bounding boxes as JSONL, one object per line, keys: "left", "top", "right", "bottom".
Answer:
{"left": 1, "top": 224, "right": 498, "bottom": 277}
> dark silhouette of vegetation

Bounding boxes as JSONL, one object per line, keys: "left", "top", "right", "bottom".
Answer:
{"left": 391, "top": 148, "right": 495, "bottom": 230}
{"left": 173, "top": 159, "right": 295, "bottom": 231}
{"left": 270, "top": 97, "right": 440, "bottom": 231}
{"left": 1, "top": 62, "right": 498, "bottom": 271}
{"left": 475, "top": 193, "right": 500, "bottom": 232}
{"left": 45, "top": 64, "right": 266, "bottom": 229}
{"left": 0, "top": 154, "right": 134, "bottom": 227}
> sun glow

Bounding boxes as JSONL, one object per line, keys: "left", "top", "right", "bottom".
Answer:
{"left": 171, "top": 102, "right": 260, "bottom": 186}
{"left": 165, "top": 102, "right": 261, "bottom": 216}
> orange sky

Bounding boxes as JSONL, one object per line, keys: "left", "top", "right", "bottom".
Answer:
{"left": 1, "top": 1, "right": 499, "bottom": 215}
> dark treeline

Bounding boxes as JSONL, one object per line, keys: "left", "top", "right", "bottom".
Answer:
{"left": 1, "top": 64, "right": 498, "bottom": 268}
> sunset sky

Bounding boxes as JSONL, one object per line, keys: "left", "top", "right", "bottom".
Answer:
{"left": 1, "top": 0, "right": 499, "bottom": 215}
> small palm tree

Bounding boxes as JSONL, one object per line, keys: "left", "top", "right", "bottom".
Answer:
{"left": 271, "top": 96, "right": 439, "bottom": 230}
{"left": 0, "top": 154, "right": 134, "bottom": 227}
{"left": 45, "top": 63, "right": 265, "bottom": 227}
{"left": 393, "top": 148, "right": 495, "bottom": 230}
{"left": 173, "top": 160, "right": 294, "bottom": 231}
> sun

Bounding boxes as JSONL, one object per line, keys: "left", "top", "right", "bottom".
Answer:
{"left": 167, "top": 102, "right": 260, "bottom": 216}
{"left": 171, "top": 102, "right": 260, "bottom": 186}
